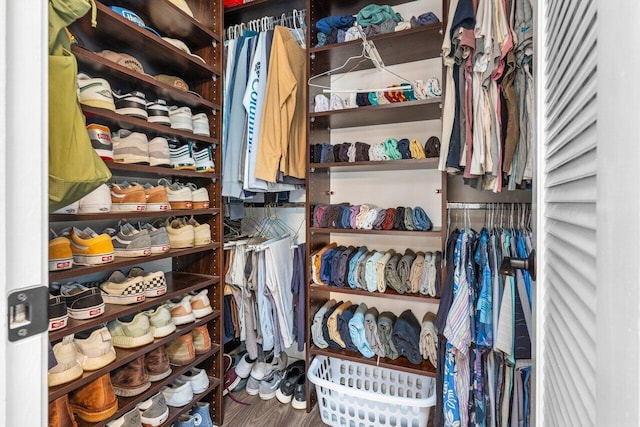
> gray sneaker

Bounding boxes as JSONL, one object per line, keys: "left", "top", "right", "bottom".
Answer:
{"left": 104, "top": 223, "right": 151, "bottom": 257}
{"left": 138, "top": 391, "right": 169, "bottom": 426}
{"left": 245, "top": 375, "right": 260, "bottom": 396}
{"left": 106, "top": 407, "right": 141, "bottom": 426}
{"left": 258, "top": 370, "right": 284, "bottom": 401}
{"left": 139, "top": 222, "right": 171, "bottom": 254}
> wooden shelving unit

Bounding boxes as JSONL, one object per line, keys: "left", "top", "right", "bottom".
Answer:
{"left": 304, "top": 0, "right": 448, "bottom": 412}
{"left": 50, "top": 0, "right": 225, "bottom": 425}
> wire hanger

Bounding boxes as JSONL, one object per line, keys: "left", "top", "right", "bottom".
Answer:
{"left": 308, "top": 25, "right": 413, "bottom": 94}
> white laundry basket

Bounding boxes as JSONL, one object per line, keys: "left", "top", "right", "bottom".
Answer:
{"left": 308, "top": 356, "right": 436, "bottom": 427}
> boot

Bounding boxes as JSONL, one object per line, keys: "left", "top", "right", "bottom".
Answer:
{"left": 69, "top": 374, "right": 118, "bottom": 422}
{"left": 48, "top": 395, "right": 78, "bottom": 427}
{"left": 145, "top": 346, "right": 172, "bottom": 382}
{"left": 111, "top": 355, "right": 150, "bottom": 397}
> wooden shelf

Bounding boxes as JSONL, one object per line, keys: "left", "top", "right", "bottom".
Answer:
{"left": 310, "top": 24, "right": 443, "bottom": 71}
{"left": 106, "top": 162, "right": 219, "bottom": 179}
{"left": 106, "top": 0, "right": 220, "bottom": 47}
{"left": 69, "top": 2, "right": 219, "bottom": 81}
{"left": 49, "top": 272, "right": 219, "bottom": 340}
{"left": 309, "top": 98, "right": 441, "bottom": 129}
{"left": 224, "top": 0, "right": 305, "bottom": 15}
{"left": 72, "top": 46, "right": 220, "bottom": 113}
{"left": 309, "top": 0, "right": 434, "bottom": 17}
{"left": 76, "top": 368, "right": 221, "bottom": 427}
{"left": 309, "top": 284, "right": 440, "bottom": 303}
{"left": 50, "top": 208, "right": 219, "bottom": 223}
{"left": 309, "top": 227, "right": 442, "bottom": 237}
{"left": 49, "top": 244, "right": 219, "bottom": 282}
{"left": 310, "top": 346, "right": 436, "bottom": 377}
{"left": 49, "top": 312, "right": 221, "bottom": 401}
{"left": 81, "top": 105, "right": 218, "bottom": 145}
{"left": 310, "top": 158, "right": 439, "bottom": 172}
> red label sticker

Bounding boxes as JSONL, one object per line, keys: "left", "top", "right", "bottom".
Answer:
{"left": 136, "top": 295, "right": 145, "bottom": 301}
{"left": 102, "top": 255, "right": 114, "bottom": 262}
{"left": 51, "top": 320, "right": 66, "bottom": 329}
{"left": 57, "top": 261, "right": 71, "bottom": 268}
{"left": 90, "top": 308, "right": 103, "bottom": 316}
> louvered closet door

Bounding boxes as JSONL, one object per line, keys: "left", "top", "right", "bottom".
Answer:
{"left": 539, "top": 0, "right": 597, "bottom": 426}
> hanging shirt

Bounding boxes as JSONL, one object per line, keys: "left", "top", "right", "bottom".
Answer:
{"left": 254, "top": 26, "right": 307, "bottom": 182}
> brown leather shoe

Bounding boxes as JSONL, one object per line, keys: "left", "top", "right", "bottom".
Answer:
{"left": 69, "top": 374, "right": 118, "bottom": 422}
{"left": 192, "top": 325, "right": 212, "bottom": 354}
{"left": 165, "top": 333, "right": 195, "bottom": 365}
{"left": 49, "top": 395, "right": 78, "bottom": 427}
{"left": 145, "top": 345, "right": 172, "bottom": 382}
{"left": 111, "top": 355, "right": 151, "bottom": 397}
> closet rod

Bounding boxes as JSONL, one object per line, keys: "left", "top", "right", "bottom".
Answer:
{"left": 447, "top": 202, "right": 532, "bottom": 210}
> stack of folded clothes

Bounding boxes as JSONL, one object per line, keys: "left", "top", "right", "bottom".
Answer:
{"left": 312, "top": 78, "right": 442, "bottom": 113}
{"left": 314, "top": 6, "right": 440, "bottom": 47}
{"left": 310, "top": 243, "right": 442, "bottom": 296}
{"left": 311, "top": 137, "right": 435, "bottom": 163}
{"left": 311, "top": 301, "right": 434, "bottom": 365}
{"left": 312, "top": 203, "right": 434, "bottom": 231}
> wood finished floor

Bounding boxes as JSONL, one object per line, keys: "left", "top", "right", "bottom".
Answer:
{"left": 222, "top": 390, "right": 326, "bottom": 426}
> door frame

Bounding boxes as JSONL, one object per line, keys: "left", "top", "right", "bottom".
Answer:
{"left": 0, "top": 1, "right": 49, "bottom": 425}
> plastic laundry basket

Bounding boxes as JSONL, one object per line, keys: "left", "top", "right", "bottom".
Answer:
{"left": 308, "top": 356, "right": 436, "bottom": 427}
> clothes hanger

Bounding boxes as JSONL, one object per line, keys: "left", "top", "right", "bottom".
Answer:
{"left": 308, "top": 25, "right": 413, "bottom": 94}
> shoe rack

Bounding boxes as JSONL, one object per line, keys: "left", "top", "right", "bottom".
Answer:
{"left": 49, "top": 1, "right": 225, "bottom": 426}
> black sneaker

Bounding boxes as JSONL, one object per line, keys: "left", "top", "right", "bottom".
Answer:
{"left": 291, "top": 372, "right": 307, "bottom": 410}
{"left": 276, "top": 360, "right": 305, "bottom": 404}
{"left": 48, "top": 294, "right": 68, "bottom": 331}
{"left": 59, "top": 282, "right": 105, "bottom": 320}
{"left": 113, "top": 90, "right": 148, "bottom": 120}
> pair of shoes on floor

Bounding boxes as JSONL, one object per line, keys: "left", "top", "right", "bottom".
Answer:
{"left": 235, "top": 351, "right": 291, "bottom": 401}
{"left": 275, "top": 360, "right": 307, "bottom": 410}
{"left": 48, "top": 328, "right": 116, "bottom": 387}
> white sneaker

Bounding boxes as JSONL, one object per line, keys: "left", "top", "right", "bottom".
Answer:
{"left": 178, "top": 367, "right": 210, "bottom": 393}
{"left": 147, "top": 99, "right": 171, "bottom": 126}
{"left": 148, "top": 137, "right": 171, "bottom": 166}
{"left": 164, "top": 218, "right": 195, "bottom": 249}
{"left": 185, "top": 216, "right": 211, "bottom": 247}
{"left": 251, "top": 352, "right": 287, "bottom": 381}
{"left": 186, "top": 183, "right": 209, "bottom": 209}
{"left": 107, "top": 313, "right": 154, "bottom": 348}
{"left": 169, "top": 142, "right": 196, "bottom": 170}
{"left": 245, "top": 376, "right": 260, "bottom": 396}
{"left": 99, "top": 270, "right": 146, "bottom": 305}
{"left": 53, "top": 200, "right": 80, "bottom": 214}
{"left": 167, "top": 295, "right": 196, "bottom": 325}
{"left": 158, "top": 178, "right": 193, "bottom": 209}
{"left": 189, "top": 289, "right": 213, "bottom": 318}
{"left": 143, "top": 304, "right": 176, "bottom": 338}
{"left": 161, "top": 379, "right": 193, "bottom": 407}
{"left": 113, "top": 90, "right": 148, "bottom": 120}
{"left": 169, "top": 106, "right": 193, "bottom": 132}
{"left": 193, "top": 145, "right": 214, "bottom": 172}
{"left": 77, "top": 73, "right": 116, "bottom": 111}
{"left": 112, "top": 129, "right": 150, "bottom": 164}
{"left": 235, "top": 353, "right": 258, "bottom": 379}
{"left": 138, "top": 392, "right": 169, "bottom": 426}
{"left": 192, "top": 113, "right": 210, "bottom": 136}
{"left": 78, "top": 184, "right": 112, "bottom": 213}
{"left": 128, "top": 266, "right": 167, "bottom": 298}
{"left": 74, "top": 326, "right": 117, "bottom": 371}
{"left": 48, "top": 335, "right": 83, "bottom": 387}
